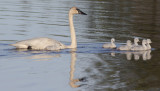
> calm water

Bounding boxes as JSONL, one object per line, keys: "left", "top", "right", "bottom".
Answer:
{"left": 0, "top": 0, "right": 160, "bottom": 91}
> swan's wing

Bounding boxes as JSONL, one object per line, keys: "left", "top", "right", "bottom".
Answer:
{"left": 11, "top": 37, "right": 66, "bottom": 50}
{"left": 45, "top": 45, "right": 61, "bottom": 51}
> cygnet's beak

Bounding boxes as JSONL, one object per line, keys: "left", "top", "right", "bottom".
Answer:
{"left": 77, "top": 9, "right": 87, "bottom": 15}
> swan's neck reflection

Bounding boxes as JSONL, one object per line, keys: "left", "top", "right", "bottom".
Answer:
{"left": 69, "top": 49, "right": 86, "bottom": 88}
{"left": 69, "top": 51, "right": 79, "bottom": 88}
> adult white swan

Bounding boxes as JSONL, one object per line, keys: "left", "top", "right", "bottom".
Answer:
{"left": 11, "top": 7, "right": 87, "bottom": 50}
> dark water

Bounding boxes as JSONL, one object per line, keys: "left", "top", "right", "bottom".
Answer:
{"left": 0, "top": 0, "right": 160, "bottom": 91}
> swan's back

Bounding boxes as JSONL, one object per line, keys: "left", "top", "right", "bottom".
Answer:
{"left": 11, "top": 37, "right": 66, "bottom": 50}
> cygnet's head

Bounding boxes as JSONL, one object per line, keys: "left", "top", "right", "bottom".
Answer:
{"left": 111, "top": 38, "right": 115, "bottom": 42}
{"left": 127, "top": 40, "right": 132, "bottom": 46}
{"left": 134, "top": 38, "right": 139, "bottom": 43}
{"left": 147, "top": 39, "right": 152, "bottom": 44}
{"left": 69, "top": 7, "right": 87, "bottom": 15}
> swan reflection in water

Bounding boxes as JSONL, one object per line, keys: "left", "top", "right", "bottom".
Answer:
{"left": 28, "top": 54, "right": 60, "bottom": 61}
{"left": 110, "top": 50, "right": 152, "bottom": 61}
{"left": 14, "top": 48, "right": 60, "bottom": 61}
{"left": 15, "top": 48, "right": 86, "bottom": 88}
{"left": 69, "top": 49, "right": 87, "bottom": 88}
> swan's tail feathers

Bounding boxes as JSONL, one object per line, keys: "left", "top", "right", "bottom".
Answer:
{"left": 10, "top": 43, "right": 28, "bottom": 49}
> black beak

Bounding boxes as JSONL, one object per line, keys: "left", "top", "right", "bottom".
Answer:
{"left": 77, "top": 9, "right": 87, "bottom": 15}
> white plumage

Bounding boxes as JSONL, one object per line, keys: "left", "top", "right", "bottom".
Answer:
{"left": 11, "top": 37, "right": 66, "bottom": 50}
{"left": 103, "top": 38, "right": 116, "bottom": 48}
{"left": 10, "top": 7, "right": 87, "bottom": 50}
{"left": 131, "top": 39, "right": 147, "bottom": 51}
{"left": 146, "top": 39, "right": 152, "bottom": 50}
{"left": 118, "top": 40, "right": 132, "bottom": 50}
{"left": 132, "top": 37, "right": 139, "bottom": 47}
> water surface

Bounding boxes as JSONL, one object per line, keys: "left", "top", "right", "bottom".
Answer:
{"left": 0, "top": 0, "right": 160, "bottom": 91}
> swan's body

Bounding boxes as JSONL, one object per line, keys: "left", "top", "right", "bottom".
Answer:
{"left": 146, "top": 39, "right": 152, "bottom": 50}
{"left": 103, "top": 38, "right": 116, "bottom": 48}
{"left": 118, "top": 40, "right": 132, "bottom": 50}
{"left": 132, "top": 38, "right": 139, "bottom": 47}
{"left": 11, "top": 37, "right": 66, "bottom": 50}
{"left": 11, "top": 7, "right": 87, "bottom": 50}
{"left": 131, "top": 39, "right": 147, "bottom": 51}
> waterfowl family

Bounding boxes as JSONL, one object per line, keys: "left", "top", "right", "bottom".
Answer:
{"left": 131, "top": 39, "right": 147, "bottom": 51}
{"left": 11, "top": 7, "right": 87, "bottom": 50}
{"left": 103, "top": 38, "right": 152, "bottom": 51}
{"left": 131, "top": 39, "right": 152, "bottom": 51}
{"left": 103, "top": 38, "right": 116, "bottom": 48}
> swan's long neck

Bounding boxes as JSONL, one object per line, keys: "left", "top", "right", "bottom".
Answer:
{"left": 68, "top": 13, "right": 77, "bottom": 48}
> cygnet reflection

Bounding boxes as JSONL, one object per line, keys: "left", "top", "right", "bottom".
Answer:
{"left": 14, "top": 48, "right": 87, "bottom": 87}
{"left": 110, "top": 50, "right": 152, "bottom": 61}
{"left": 111, "top": 52, "right": 116, "bottom": 56}
{"left": 126, "top": 50, "right": 152, "bottom": 61}
{"left": 125, "top": 52, "right": 132, "bottom": 60}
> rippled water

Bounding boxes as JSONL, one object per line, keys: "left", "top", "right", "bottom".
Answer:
{"left": 1, "top": 0, "right": 160, "bottom": 91}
